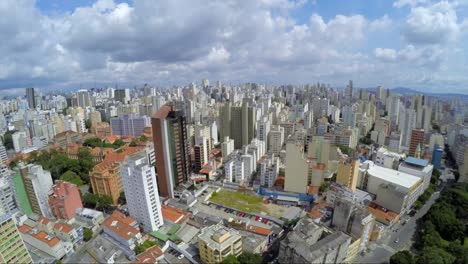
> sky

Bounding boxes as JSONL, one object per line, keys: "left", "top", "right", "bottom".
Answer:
{"left": 1, "top": 0, "right": 468, "bottom": 95}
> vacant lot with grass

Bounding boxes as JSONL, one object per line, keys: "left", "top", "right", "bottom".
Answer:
{"left": 209, "top": 190, "right": 265, "bottom": 213}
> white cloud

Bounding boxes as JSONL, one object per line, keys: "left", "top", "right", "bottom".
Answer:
{"left": 0, "top": 0, "right": 467, "bottom": 93}
{"left": 403, "top": 1, "right": 462, "bottom": 44}
{"left": 394, "top": 0, "right": 429, "bottom": 8}
{"left": 369, "top": 15, "right": 392, "bottom": 31}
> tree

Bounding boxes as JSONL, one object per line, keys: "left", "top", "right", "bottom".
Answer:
{"left": 118, "top": 191, "right": 126, "bottom": 205}
{"left": 85, "top": 119, "right": 92, "bottom": 130}
{"left": 390, "top": 251, "right": 414, "bottom": 264}
{"left": 112, "top": 139, "right": 126, "bottom": 149}
{"left": 96, "top": 195, "right": 113, "bottom": 211}
{"left": 134, "top": 240, "right": 159, "bottom": 255}
{"left": 83, "top": 228, "right": 93, "bottom": 242}
{"left": 319, "top": 181, "right": 330, "bottom": 193}
{"left": 140, "top": 135, "right": 148, "bottom": 142}
{"left": 84, "top": 137, "right": 103, "bottom": 148}
{"left": 416, "top": 247, "right": 455, "bottom": 264}
{"left": 60, "top": 170, "right": 84, "bottom": 186}
{"left": 1, "top": 130, "right": 17, "bottom": 150}
{"left": 431, "top": 169, "right": 441, "bottom": 184}
{"left": 221, "top": 255, "right": 240, "bottom": 264}
{"left": 237, "top": 252, "right": 262, "bottom": 264}
{"left": 82, "top": 193, "right": 98, "bottom": 208}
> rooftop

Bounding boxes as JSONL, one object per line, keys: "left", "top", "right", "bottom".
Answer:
{"left": 102, "top": 211, "right": 139, "bottom": 241}
{"left": 367, "top": 162, "right": 421, "bottom": 190}
{"left": 18, "top": 224, "right": 60, "bottom": 247}
{"left": 404, "top": 157, "right": 429, "bottom": 167}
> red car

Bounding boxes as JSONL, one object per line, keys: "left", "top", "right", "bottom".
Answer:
{"left": 255, "top": 216, "right": 260, "bottom": 221}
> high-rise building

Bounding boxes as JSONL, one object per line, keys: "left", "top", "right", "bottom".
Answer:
{"left": 72, "top": 89, "right": 93, "bottom": 108}
{"left": 198, "top": 223, "right": 243, "bottom": 264}
{"left": 0, "top": 214, "right": 32, "bottom": 263}
{"left": 336, "top": 159, "right": 360, "bottom": 191}
{"left": 90, "top": 146, "right": 142, "bottom": 204}
{"left": 19, "top": 164, "right": 53, "bottom": 218}
{"left": 221, "top": 137, "right": 235, "bottom": 159}
{"left": 219, "top": 102, "right": 256, "bottom": 149}
{"left": 409, "top": 129, "right": 425, "bottom": 157}
{"left": 26, "top": 87, "right": 35, "bottom": 109}
{"left": 152, "top": 105, "right": 191, "bottom": 198}
{"left": 268, "top": 125, "right": 284, "bottom": 154}
{"left": 115, "top": 89, "right": 130, "bottom": 104}
{"left": 110, "top": 114, "right": 146, "bottom": 137}
{"left": 284, "top": 143, "right": 309, "bottom": 193}
{"left": 399, "top": 108, "right": 417, "bottom": 148}
{"left": 48, "top": 181, "right": 83, "bottom": 220}
{"left": 121, "top": 151, "right": 163, "bottom": 232}
{"left": 194, "top": 137, "right": 209, "bottom": 173}
{"left": 0, "top": 174, "right": 19, "bottom": 216}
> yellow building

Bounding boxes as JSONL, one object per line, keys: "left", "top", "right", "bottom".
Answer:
{"left": 0, "top": 215, "right": 32, "bottom": 264}
{"left": 90, "top": 146, "right": 142, "bottom": 204}
{"left": 336, "top": 159, "right": 360, "bottom": 191}
{"left": 198, "top": 223, "right": 243, "bottom": 263}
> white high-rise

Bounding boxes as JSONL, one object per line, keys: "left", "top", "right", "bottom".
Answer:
{"left": 120, "top": 151, "right": 164, "bottom": 232}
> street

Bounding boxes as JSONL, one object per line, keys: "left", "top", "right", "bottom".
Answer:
{"left": 354, "top": 187, "right": 442, "bottom": 263}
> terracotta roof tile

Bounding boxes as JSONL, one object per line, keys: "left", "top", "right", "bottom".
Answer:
{"left": 102, "top": 211, "right": 140, "bottom": 241}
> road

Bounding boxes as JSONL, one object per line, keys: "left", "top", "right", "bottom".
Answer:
{"left": 354, "top": 187, "right": 442, "bottom": 263}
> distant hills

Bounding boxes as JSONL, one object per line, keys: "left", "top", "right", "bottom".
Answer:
{"left": 368, "top": 87, "right": 468, "bottom": 99}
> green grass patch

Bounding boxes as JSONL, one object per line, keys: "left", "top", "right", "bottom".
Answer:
{"left": 209, "top": 190, "right": 265, "bottom": 213}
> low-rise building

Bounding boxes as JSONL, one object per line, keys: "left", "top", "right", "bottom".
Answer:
{"left": 18, "top": 224, "right": 69, "bottom": 260}
{"left": 48, "top": 181, "right": 83, "bottom": 220}
{"left": 102, "top": 211, "right": 143, "bottom": 250}
{"left": 360, "top": 161, "right": 422, "bottom": 214}
{"left": 278, "top": 217, "right": 351, "bottom": 264}
{"left": 198, "top": 223, "right": 243, "bottom": 263}
{"left": 74, "top": 208, "right": 105, "bottom": 232}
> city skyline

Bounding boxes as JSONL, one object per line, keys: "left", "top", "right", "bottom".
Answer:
{"left": 1, "top": 0, "right": 468, "bottom": 95}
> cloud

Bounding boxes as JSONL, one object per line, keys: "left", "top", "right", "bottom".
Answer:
{"left": 0, "top": 0, "right": 467, "bottom": 93}
{"left": 403, "top": 1, "right": 462, "bottom": 44}
{"left": 394, "top": 0, "right": 429, "bottom": 8}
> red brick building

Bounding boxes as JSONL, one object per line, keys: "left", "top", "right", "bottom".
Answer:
{"left": 48, "top": 181, "right": 83, "bottom": 220}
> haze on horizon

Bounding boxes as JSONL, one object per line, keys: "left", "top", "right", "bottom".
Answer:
{"left": 1, "top": 0, "right": 468, "bottom": 94}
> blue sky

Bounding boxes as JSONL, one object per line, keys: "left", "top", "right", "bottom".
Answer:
{"left": 1, "top": 0, "right": 468, "bottom": 95}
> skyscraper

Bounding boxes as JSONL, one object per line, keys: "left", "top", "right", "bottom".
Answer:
{"left": 0, "top": 214, "right": 32, "bottom": 263}
{"left": 121, "top": 151, "right": 164, "bottom": 232}
{"left": 152, "top": 105, "right": 191, "bottom": 198}
{"left": 409, "top": 129, "right": 425, "bottom": 157}
{"left": 110, "top": 114, "right": 146, "bottom": 136}
{"left": 219, "top": 101, "right": 256, "bottom": 149}
{"left": 26, "top": 87, "right": 35, "bottom": 109}
{"left": 19, "top": 164, "right": 53, "bottom": 218}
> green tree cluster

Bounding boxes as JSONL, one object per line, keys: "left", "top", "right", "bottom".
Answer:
{"left": 220, "top": 253, "right": 262, "bottom": 264}
{"left": 83, "top": 228, "right": 93, "bottom": 242}
{"left": 392, "top": 183, "right": 468, "bottom": 264}
{"left": 1, "top": 130, "right": 17, "bottom": 150}
{"left": 28, "top": 148, "right": 94, "bottom": 183}
{"left": 82, "top": 193, "right": 113, "bottom": 211}
{"left": 134, "top": 240, "right": 159, "bottom": 255}
{"left": 336, "top": 144, "right": 354, "bottom": 156}
{"left": 60, "top": 170, "right": 84, "bottom": 186}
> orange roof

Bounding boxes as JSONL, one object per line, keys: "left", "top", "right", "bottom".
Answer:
{"left": 38, "top": 216, "right": 50, "bottom": 225}
{"left": 106, "top": 135, "right": 119, "bottom": 143}
{"left": 309, "top": 209, "right": 322, "bottom": 219}
{"left": 133, "top": 245, "right": 164, "bottom": 263}
{"left": 54, "top": 223, "right": 73, "bottom": 234}
{"left": 200, "top": 168, "right": 212, "bottom": 174}
{"left": 18, "top": 224, "right": 60, "bottom": 247}
{"left": 153, "top": 105, "right": 172, "bottom": 119}
{"left": 102, "top": 211, "right": 139, "bottom": 240}
{"left": 246, "top": 224, "right": 272, "bottom": 236}
{"left": 367, "top": 202, "right": 398, "bottom": 223}
{"left": 93, "top": 146, "right": 142, "bottom": 172}
{"left": 161, "top": 205, "right": 188, "bottom": 224}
